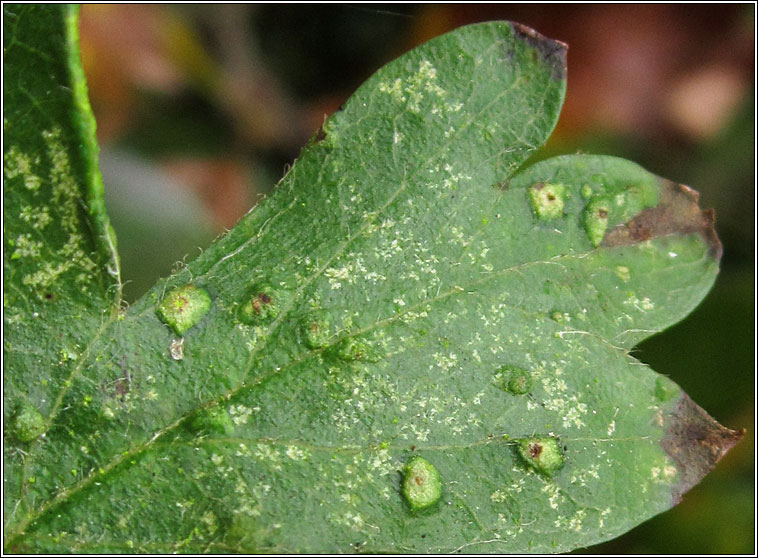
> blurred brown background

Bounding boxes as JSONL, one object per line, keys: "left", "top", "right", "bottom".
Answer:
{"left": 78, "top": 4, "right": 754, "bottom": 554}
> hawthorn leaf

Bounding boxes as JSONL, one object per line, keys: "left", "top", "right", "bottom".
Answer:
{"left": 4, "top": 1, "right": 121, "bottom": 531}
{"left": 3, "top": 7, "right": 742, "bottom": 554}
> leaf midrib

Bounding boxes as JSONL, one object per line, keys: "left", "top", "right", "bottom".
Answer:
{"left": 155, "top": 434, "right": 651, "bottom": 453}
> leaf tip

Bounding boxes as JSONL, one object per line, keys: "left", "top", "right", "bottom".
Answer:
{"left": 510, "top": 22, "right": 568, "bottom": 81}
{"left": 662, "top": 393, "right": 744, "bottom": 504}
{"left": 601, "top": 179, "right": 723, "bottom": 260}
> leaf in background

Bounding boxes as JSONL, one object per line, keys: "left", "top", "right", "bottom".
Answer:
{"left": 3, "top": 7, "right": 741, "bottom": 554}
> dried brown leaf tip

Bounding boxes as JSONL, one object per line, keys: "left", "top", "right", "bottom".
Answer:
{"left": 662, "top": 394, "right": 744, "bottom": 504}
{"left": 603, "top": 179, "right": 722, "bottom": 260}
{"left": 511, "top": 22, "right": 568, "bottom": 81}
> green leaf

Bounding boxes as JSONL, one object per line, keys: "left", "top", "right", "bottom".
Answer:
{"left": 4, "top": 0, "right": 120, "bottom": 517}
{"left": 4, "top": 9, "right": 742, "bottom": 554}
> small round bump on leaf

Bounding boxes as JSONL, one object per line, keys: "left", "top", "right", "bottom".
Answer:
{"left": 508, "top": 369, "right": 532, "bottom": 395}
{"left": 529, "top": 182, "right": 566, "bottom": 220}
{"left": 191, "top": 406, "right": 234, "bottom": 435}
{"left": 402, "top": 456, "right": 441, "bottom": 511}
{"left": 13, "top": 403, "right": 46, "bottom": 442}
{"left": 550, "top": 310, "right": 571, "bottom": 323}
{"left": 333, "top": 336, "right": 383, "bottom": 362}
{"left": 495, "top": 365, "right": 532, "bottom": 395}
{"left": 583, "top": 197, "right": 611, "bottom": 247}
{"left": 301, "top": 311, "right": 332, "bottom": 349}
{"left": 517, "top": 436, "right": 565, "bottom": 476}
{"left": 156, "top": 284, "right": 211, "bottom": 335}
{"left": 238, "top": 283, "right": 287, "bottom": 325}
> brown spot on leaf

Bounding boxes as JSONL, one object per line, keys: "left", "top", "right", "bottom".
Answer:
{"left": 662, "top": 393, "right": 743, "bottom": 504}
{"left": 101, "top": 357, "right": 139, "bottom": 401}
{"left": 252, "top": 292, "right": 272, "bottom": 314}
{"left": 529, "top": 442, "right": 543, "bottom": 458}
{"left": 602, "top": 179, "right": 722, "bottom": 260}
{"left": 113, "top": 375, "right": 129, "bottom": 397}
{"left": 511, "top": 22, "right": 568, "bottom": 81}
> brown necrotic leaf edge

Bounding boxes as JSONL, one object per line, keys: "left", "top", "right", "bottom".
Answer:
{"left": 662, "top": 393, "right": 744, "bottom": 504}
{"left": 603, "top": 179, "right": 723, "bottom": 260}
{"left": 602, "top": 177, "right": 739, "bottom": 503}
{"left": 511, "top": 22, "right": 568, "bottom": 81}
